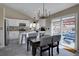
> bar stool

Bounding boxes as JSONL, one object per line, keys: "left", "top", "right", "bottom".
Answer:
{"left": 20, "top": 32, "right": 27, "bottom": 44}
{"left": 19, "top": 23, "right": 26, "bottom": 45}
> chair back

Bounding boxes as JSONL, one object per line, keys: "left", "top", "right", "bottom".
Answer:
{"left": 28, "top": 32, "right": 37, "bottom": 39}
{"left": 52, "top": 35, "right": 61, "bottom": 43}
{"left": 40, "top": 35, "right": 52, "bottom": 47}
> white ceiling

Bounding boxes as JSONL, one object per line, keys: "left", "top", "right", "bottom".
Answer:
{"left": 4, "top": 3, "right": 77, "bottom": 18}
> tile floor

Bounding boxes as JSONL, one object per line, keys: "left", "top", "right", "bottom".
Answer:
{"left": 0, "top": 39, "right": 78, "bottom": 56}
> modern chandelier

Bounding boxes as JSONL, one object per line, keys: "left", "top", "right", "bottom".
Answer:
{"left": 37, "top": 3, "right": 50, "bottom": 19}
{"left": 33, "top": 3, "right": 50, "bottom": 23}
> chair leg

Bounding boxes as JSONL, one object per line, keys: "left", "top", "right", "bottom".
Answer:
{"left": 21, "top": 35, "right": 23, "bottom": 45}
{"left": 51, "top": 47, "right": 53, "bottom": 56}
{"left": 49, "top": 48, "right": 50, "bottom": 56}
{"left": 25, "top": 34, "right": 27, "bottom": 43}
{"left": 57, "top": 45, "right": 59, "bottom": 54}
{"left": 40, "top": 47, "right": 42, "bottom": 56}
{"left": 27, "top": 38, "right": 29, "bottom": 51}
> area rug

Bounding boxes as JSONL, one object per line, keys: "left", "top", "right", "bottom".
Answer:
{"left": 64, "top": 47, "right": 76, "bottom": 53}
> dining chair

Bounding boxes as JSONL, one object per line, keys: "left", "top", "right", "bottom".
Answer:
{"left": 50, "top": 35, "right": 61, "bottom": 56}
{"left": 40, "top": 35, "right": 52, "bottom": 56}
{"left": 28, "top": 32, "right": 37, "bottom": 43}
{"left": 27, "top": 32, "right": 38, "bottom": 51}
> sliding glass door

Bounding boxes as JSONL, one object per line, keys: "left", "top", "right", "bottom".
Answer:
{"left": 61, "top": 16, "right": 76, "bottom": 49}
{"left": 51, "top": 19, "right": 61, "bottom": 36}
{"left": 51, "top": 15, "right": 76, "bottom": 49}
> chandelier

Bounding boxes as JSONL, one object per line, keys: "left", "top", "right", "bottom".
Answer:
{"left": 37, "top": 3, "right": 50, "bottom": 19}
{"left": 33, "top": 3, "right": 50, "bottom": 23}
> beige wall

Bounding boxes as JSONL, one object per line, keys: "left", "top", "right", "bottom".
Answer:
{"left": 45, "top": 18, "right": 51, "bottom": 35}
{"left": 76, "top": 13, "right": 79, "bottom": 51}
{"left": 0, "top": 4, "right": 32, "bottom": 20}
{"left": 0, "top": 6, "right": 4, "bottom": 27}
{"left": 50, "top": 4, "right": 79, "bottom": 18}
{"left": 0, "top": 6, "right": 4, "bottom": 48}
{"left": 5, "top": 7, "right": 32, "bottom": 20}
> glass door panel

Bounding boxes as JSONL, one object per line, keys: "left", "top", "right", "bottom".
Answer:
{"left": 61, "top": 16, "right": 76, "bottom": 49}
{"left": 51, "top": 19, "right": 61, "bottom": 36}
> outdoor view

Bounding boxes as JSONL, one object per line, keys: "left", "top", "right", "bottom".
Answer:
{"left": 62, "top": 16, "right": 76, "bottom": 49}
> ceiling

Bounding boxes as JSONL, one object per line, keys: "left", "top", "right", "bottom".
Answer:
{"left": 4, "top": 3, "right": 77, "bottom": 19}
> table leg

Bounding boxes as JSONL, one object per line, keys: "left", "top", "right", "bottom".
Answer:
{"left": 32, "top": 45, "right": 36, "bottom": 56}
{"left": 27, "top": 38, "right": 29, "bottom": 51}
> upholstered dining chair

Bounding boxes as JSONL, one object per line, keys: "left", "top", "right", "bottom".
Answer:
{"left": 50, "top": 35, "right": 61, "bottom": 56}
{"left": 40, "top": 35, "right": 52, "bottom": 56}
{"left": 28, "top": 32, "right": 38, "bottom": 43}
{"left": 27, "top": 32, "right": 38, "bottom": 51}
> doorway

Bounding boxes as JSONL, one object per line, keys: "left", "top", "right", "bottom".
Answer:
{"left": 61, "top": 16, "right": 76, "bottom": 49}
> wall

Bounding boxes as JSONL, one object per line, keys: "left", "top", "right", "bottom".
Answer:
{"left": 5, "top": 7, "right": 32, "bottom": 20}
{"left": 45, "top": 18, "right": 51, "bottom": 35}
{"left": 50, "top": 4, "right": 79, "bottom": 18}
{"left": 0, "top": 4, "right": 32, "bottom": 20}
{"left": 0, "top": 6, "right": 4, "bottom": 48}
{"left": 76, "top": 13, "right": 79, "bottom": 51}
